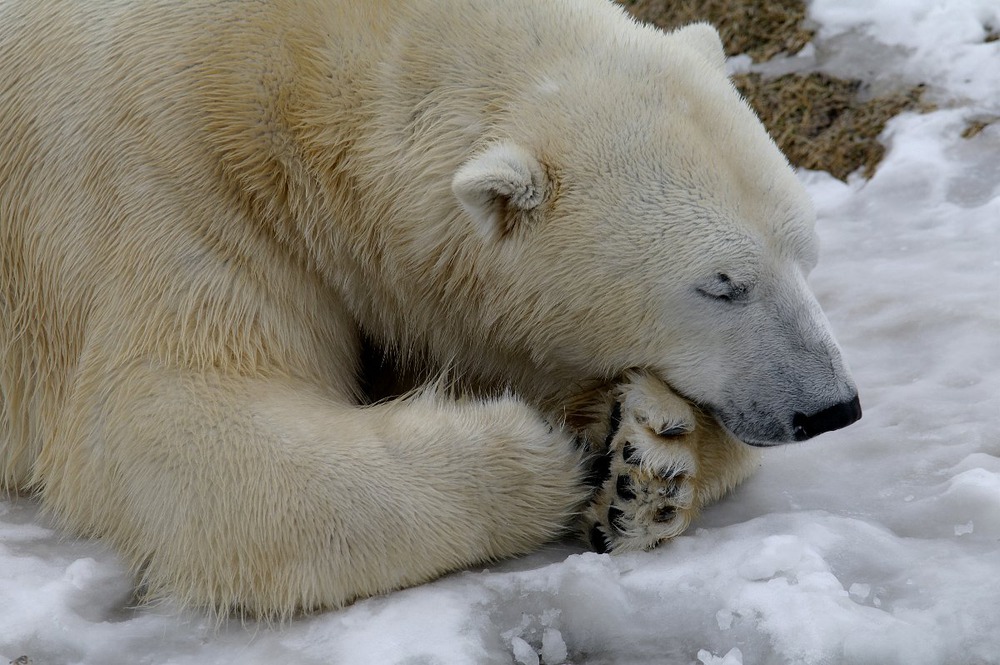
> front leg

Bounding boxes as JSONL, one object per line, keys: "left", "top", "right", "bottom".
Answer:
{"left": 576, "top": 371, "right": 761, "bottom": 553}
{"left": 44, "top": 361, "right": 592, "bottom": 617}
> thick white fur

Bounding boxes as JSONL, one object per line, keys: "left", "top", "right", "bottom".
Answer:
{"left": 1, "top": 0, "right": 852, "bottom": 617}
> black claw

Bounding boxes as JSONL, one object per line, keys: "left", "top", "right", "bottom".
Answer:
{"left": 657, "top": 423, "right": 690, "bottom": 437}
{"left": 603, "top": 401, "right": 623, "bottom": 449}
{"left": 615, "top": 474, "right": 636, "bottom": 501}
{"left": 656, "top": 469, "right": 686, "bottom": 486}
{"left": 589, "top": 523, "right": 611, "bottom": 554}
{"left": 608, "top": 505, "right": 627, "bottom": 534}
{"left": 585, "top": 448, "right": 614, "bottom": 487}
{"left": 621, "top": 442, "right": 642, "bottom": 465}
{"left": 654, "top": 506, "right": 676, "bottom": 522}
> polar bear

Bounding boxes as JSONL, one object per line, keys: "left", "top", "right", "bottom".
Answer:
{"left": 0, "top": 0, "right": 861, "bottom": 617}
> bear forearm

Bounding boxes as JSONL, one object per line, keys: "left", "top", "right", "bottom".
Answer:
{"left": 42, "top": 366, "right": 589, "bottom": 616}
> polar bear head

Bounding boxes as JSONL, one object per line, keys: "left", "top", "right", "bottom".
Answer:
{"left": 446, "top": 21, "right": 860, "bottom": 445}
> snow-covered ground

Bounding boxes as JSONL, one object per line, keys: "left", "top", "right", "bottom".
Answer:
{"left": 3, "top": 1, "right": 999, "bottom": 663}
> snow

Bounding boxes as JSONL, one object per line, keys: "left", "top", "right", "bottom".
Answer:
{"left": 2, "top": 1, "right": 999, "bottom": 663}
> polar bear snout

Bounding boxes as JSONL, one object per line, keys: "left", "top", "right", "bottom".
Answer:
{"left": 698, "top": 330, "right": 862, "bottom": 446}
{"left": 714, "top": 390, "right": 862, "bottom": 446}
{"left": 791, "top": 394, "right": 862, "bottom": 441}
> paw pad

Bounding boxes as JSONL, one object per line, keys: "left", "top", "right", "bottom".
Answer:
{"left": 615, "top": 474, "right": 635, "bottom": 500}
{"left": 607, "top": 505, "right": 627, "bottom": 533}
{"left": 654, "top": 506, "right": 676, "bottom": 522}
{"left": 588, "top": 523, "right": 611, "bottom": 554}
{"left": 585, "top": 448, "right": 614, "bottom": 488}
{"left": 581, "top": 383, "right": 700, "bottom": 552}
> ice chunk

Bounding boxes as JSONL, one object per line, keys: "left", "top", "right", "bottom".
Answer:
{"left": 849, "top": 583, "right": 871, "bottom": 600}
{"left": 540, "top": 628, "right": 567, "bottom": 664}
{"left": 697, "top": 647, "right": 744, "bottom": 665}
{"left": 511, "top": 635, "right": 539, "bottom": 665}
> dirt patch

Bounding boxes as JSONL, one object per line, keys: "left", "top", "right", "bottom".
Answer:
{"left": 733, "top": 73, "right": 926, "bottom": 180}
{"left": 961, "top": 116, "right": 998, "bottom": 139}
{"left": 620, "top": 0, "right": 813, "bottom": 62}
{"left": 617, "top": 0, "right": 927, "bottom": 180}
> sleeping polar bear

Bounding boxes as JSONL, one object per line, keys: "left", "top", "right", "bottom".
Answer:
{"left": 0, "top": 0, "right": 860, "bottom": 617}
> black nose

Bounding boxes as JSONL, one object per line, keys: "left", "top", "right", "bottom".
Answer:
{"left": 792, "top": 394, "right": 862, "bottom": 441}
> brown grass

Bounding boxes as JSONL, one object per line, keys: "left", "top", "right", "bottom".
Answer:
{"left": 617, "top": 0, "right": 928, "bottom": 180}
{"left": 961, "top": 117, "right": 998, "bottom": 139}
{"left": 620, "top": 0, "right": 813, "bottom": 62}
{"left": 733, "top": 73, "right": 926, "bottom": 180}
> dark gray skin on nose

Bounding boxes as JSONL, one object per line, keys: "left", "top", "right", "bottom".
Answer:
{"left": 792, "top": 394, "right": 862, "bottom": 441}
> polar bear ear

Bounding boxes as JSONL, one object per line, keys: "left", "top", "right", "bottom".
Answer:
{"left": 671, "top": 22, "right": 727, "bottom": 73}
{"left": 452, "top": 142, "right": 548, "bottom": 240}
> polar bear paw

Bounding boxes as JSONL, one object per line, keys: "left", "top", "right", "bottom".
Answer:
{"left": 582, "top": 373, "right": 701, "bottom": 553}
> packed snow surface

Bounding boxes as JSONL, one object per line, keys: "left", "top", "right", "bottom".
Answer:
{"left": 2, "top": 1, "right": 999, "bottom": 663}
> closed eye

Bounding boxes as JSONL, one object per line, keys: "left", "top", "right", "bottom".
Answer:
{"left": 696, "top": 273, "right": 751, "bottom": 303}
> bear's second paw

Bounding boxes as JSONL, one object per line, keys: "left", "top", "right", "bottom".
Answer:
{"left": 582, "top": 372, "right": 701, "bottom": 553}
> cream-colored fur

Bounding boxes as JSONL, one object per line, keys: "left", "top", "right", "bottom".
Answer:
{"left": 1, "top": 0, "right": 853, "bottom": 618}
